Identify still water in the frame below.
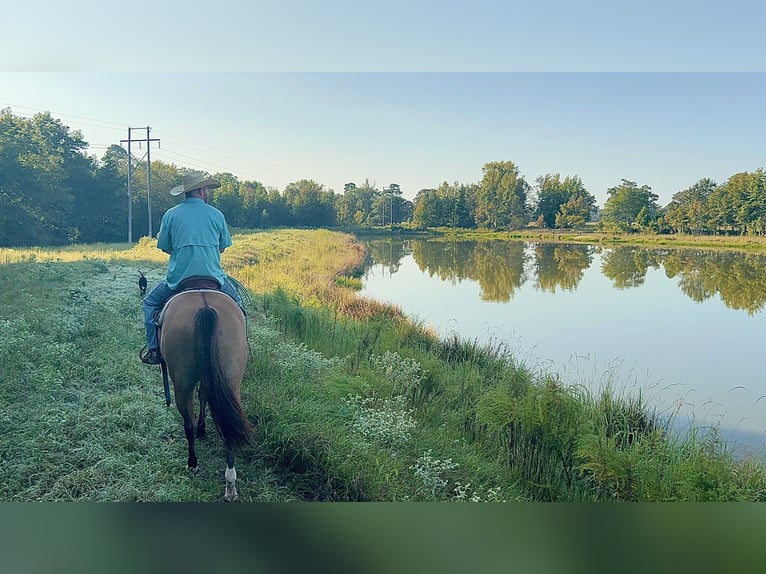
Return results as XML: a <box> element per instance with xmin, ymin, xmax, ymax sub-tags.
<box><xmin>360</xmin><ymin>238</ymin><xmax>766</xmax><ymax>457</ymax></box>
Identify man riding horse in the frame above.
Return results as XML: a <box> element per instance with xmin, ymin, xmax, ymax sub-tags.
<box><xmin>140</xmin><ymin>171</ymin><xmax>243</xmax><ymax>365</ymax></box>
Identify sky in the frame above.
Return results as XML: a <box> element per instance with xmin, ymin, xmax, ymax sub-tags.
<box><xmin>2</xmin><ymin>2</ymin><xmax>765</xmax><ymax>206</ymax></box>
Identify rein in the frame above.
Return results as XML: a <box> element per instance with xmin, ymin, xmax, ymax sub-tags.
<box><xmin>160</xmin><ymin>359</ymin><xmax>171</xmax><ymax>407</ymax></box>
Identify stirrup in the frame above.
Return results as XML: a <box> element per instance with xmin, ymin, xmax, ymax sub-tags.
<box><xmin>140</xmin><ymin>346</ymin><xmax>162</xmax><ymax>365</ymax></box>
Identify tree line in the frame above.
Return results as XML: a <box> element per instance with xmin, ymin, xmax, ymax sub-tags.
<box><xmin>1</xmin><ymin>109</ymin><xmax>764</xmax><ymax>247</ymax></box>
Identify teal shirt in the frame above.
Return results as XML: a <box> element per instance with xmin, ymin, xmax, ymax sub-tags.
<box><xmin>156</xmin><ymin>198</ymin><xmax>233</xmax><ymax>290</ymax></box>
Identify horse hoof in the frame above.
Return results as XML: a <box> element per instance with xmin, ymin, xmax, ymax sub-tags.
<box><xmin>188</xmin><ymin>465</ymin><xmax>199</xmax><ymax>473</ymax></box>
<box><xmin>224</xmin><ymin>494</ymin><xmax>239</xmax><ymax>502</ymax></box>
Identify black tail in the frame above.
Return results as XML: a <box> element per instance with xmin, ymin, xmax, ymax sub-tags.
<box><xmin>194</xmin><ymin>306</ymin><xmax>252</xmax><ymax>447</ymax></box>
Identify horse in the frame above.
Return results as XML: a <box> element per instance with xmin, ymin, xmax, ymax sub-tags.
<box><xmin>138</xmin><ymin>270</ymin><xmax>147</xmax><ymax>296</ymax></box>
<box><xmin>157</xmin><ymin>284</ymin><xmax>251</xmax><ymax>502</ymax></box>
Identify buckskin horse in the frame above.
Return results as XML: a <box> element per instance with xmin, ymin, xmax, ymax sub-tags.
<box><xmin>157</xmin><ymin>280</ymin><xmax>251</xmax><ymax>501</ymax></box>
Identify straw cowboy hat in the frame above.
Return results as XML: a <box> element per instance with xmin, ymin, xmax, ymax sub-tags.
<box><xmin>170</xmin><ymin>172</ymin><xmax>221</xmax><ymax>196</ymax></box>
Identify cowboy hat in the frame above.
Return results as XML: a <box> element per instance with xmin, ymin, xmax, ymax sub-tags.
<box><xmin>170</xmin><ymin>171</ymin><xmax>221</xmax><ymax>196</ymax></box>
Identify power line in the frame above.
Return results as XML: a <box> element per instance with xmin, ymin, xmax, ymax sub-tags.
<box><xmin>2</xmin><ymin>103</ymin><xmax>280</xmax><ymax>170</ymax></box>
<box><xmin>153</xmin><ymin>130</ymin><xmax>281</xmax><ymax>170</ymax></box>
<box><xmin>151</xmin><ymin>148</ymin><xmax>237</xmax><ymax>174</ymax></box>
<box><xmin>0</xmin><ymin>102</ymin><xmax>128</xmax><ymax>130</ymax></box>
<box><xmin>2</xmin><ymin>102</ymin><xmax>281</xmax><ymax>187</ymax></box>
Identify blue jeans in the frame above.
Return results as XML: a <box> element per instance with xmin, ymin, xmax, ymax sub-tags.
<box><xmin>143</xmin><ymin>277</ymin><xmax>243</xmax><ymax>350</ymax></box>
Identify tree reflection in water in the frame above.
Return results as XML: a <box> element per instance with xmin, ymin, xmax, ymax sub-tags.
<box><xmin>363</xmin><ymin>238</ymin><xmax>766</xmax><ymax>315</ymax></box>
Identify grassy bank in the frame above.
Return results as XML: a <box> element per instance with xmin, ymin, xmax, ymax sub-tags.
<box><xmin>1</xmin><ymin>229</ymin><xmax>765</xmax><ymax>501</ymax></box>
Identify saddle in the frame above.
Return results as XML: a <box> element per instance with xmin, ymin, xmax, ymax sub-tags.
<box><xmin>156</xmin><ymin>276</ymin><xmax>221</xmax><ymax>328</ymax></box>
<box><xmin>177</xmin><ymin>275</ymin><xmax>221</xmax><ymax>291</ymax></box>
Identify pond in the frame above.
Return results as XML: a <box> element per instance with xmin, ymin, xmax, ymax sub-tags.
<box><xmin>359</xmin><ymin>238</ymin><xmax>766</xmax><ymax>459</ymax></box>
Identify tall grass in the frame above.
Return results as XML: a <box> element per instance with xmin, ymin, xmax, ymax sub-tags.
<box><xmin>2</xmin><ymin>229</ymin><xmax>765</xmax><ymax>501</ymax></box>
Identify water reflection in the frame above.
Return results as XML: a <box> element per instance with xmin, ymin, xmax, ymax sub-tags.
<box><xmin>533</xmin><ymin>243</ymin><xmax>594</xmax><ymax>293</ymax></box>
<box><xmin>663</xmin><ymin>250</ymin><xmax>766</xmax><ymax>315</ymax></box>
<box><xmin>408</xmin><ymin>240</ymin><xmax>529</xmax><ymax>302</ymax></box>
<box><xmin>601</xmin><ymin>246</ymin><xmax>664</xmax><ymax>289</ymax></box>
<box><xmin>364</xmin><ymin>238</ymin><xmax>766</xmax><ymax>314</ymax></box>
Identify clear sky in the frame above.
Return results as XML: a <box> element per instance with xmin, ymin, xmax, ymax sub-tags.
<box><xmin>2</xmin><ymin>2</ymin><xmax>765</xmax><ymax>206</ymax></box>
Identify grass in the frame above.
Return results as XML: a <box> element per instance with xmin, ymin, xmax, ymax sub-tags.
<box><xmin>2</xmin><ymin>228</ymin><xmax>765</xmax><ymax>501</ymax></box>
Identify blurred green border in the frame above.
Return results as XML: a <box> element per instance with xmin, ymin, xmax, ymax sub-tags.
<box><xmin>2</xmin><ymin>503</ymin><xmax>765</xmax><ymax>574</ymax></box>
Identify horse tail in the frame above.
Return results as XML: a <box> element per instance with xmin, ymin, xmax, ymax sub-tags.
<box><xmin>194</xmin><ymin>306</ymin><xmax>252</xmax><ymax>447</ymax></box>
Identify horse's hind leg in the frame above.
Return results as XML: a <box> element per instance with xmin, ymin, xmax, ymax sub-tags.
<box><xmin>178</xmin><ymin>393</ymin><xmax>199</xmax><ymax>472</ymax></box>
<box><xmin>196</xmin><ymin>385</ymin><xmax>207</xmax><ymax>439</ymax></box>
<box><xmin>224</xmin><ymin>448</ymin><xmax>238</xmax><ymax>502</ymax></box>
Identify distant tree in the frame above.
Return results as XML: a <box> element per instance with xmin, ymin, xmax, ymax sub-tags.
<box><xmin>210</xmin><ymin>172</ymin><xmax>245</xmax><ymax>227</ymax></box>
<box><xmin>474</xmin><ymin>161</ymin><xmax>529</xmax><ymax>229</ymax></box>
<box><xmin>283</xmin><ymin>179</ymin><xmax>336</xmax><ymax>227</ymax></box>
<box><xmin>726</xmin><ymin>169</ymin><xmax>766</xmax><ymax>235</ymax></box>
<box><xmin>601</xmin><ymin>179</ymin><xmax>659</xmax><ymax>232</ymax></box>
<box><xmin>534</xmin><ymin>174</ymin><xmax>569</xmax><ymax>228</ymax></box>
<box><xmin>266</xmin><ymin>188</ymin><xmax>290</xmax><ymax>226</ymax></box>
<box><xmin>84</xmin><ymin>144</ymin><xmax>128</xmax><ymax>242</ymax></box>
<box><xmin>239</xmin><ymin>180</ymin><xmax>270</xmax><ymax>228</ymax></box>
<box><xmin>439</xmin><ymin>181</ymin><xmax>474</xmax><ymax>228</ymax></box>
<box><xmin>555</xmin><ymin>189</ymin><xmax>596</xmax><ymax>229</ymax></box>
<box><xmin>0</xmin><ymin>109</ymin><xmax>92</xmax><ymax>245</ymax></box>
<box><xmin>76</xmin><ymin>144</ymin><xmax>126</xmax><ymax>242</ymax></box>
<box><xmin>534</xmin><ymin>173</ymin><xmax>595</xmax><ymax>229</ymax></box>
<box><xmin>336</xmin><ymin>178</ymin><xmax>378</xmax><ymax>226</ymax></box>
<box><xmin>664</xmin><ymin>178</ymin><xmax>716</xmax><ymax>234</ymax></box>
<box><xmin>412</xmin><ymin>188</ymin><xmax>441</xmax><ymax>228</ymax></box>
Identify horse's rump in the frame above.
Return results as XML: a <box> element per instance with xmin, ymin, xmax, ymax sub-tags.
<box><xmin>159</xmin><ymin>290</ymin><xmax>250</xmax><ymax>445</ymax></box>
<box><xmin>159</xmin><ymin>290</ymin><xmax>247</xmax><ymax>383</ymax></box>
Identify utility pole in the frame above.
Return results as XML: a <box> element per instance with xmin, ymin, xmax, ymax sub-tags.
<box><xmin>120</xmin><ymin>127</ymin><xmax>160</xmax><ymax>242</ymax></box>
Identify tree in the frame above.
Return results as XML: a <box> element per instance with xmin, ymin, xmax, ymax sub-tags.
<box><xmin>731</xmin><ymin>170</ymin><xmax>766</xmax><ymax>235</ymax></box>
<box><xmin>76</xmin><ymin>144</ymin><xmax>126</xmax><ymax>243</ymax></box>
<box><xmin>210</xmin><ymin>172</ymin><xmax>245</xmax><ymax>228</ymax></box>
<box><xmin>474</xmin><ymin>161</ymin><xmax>529</xmax><ymax>230</ymax></box>
<box><xmin>265</xmin><ymin>187</ymin><xmax>290</xmax><ymax>226</ymax></box>
<box><xmin>440</xmin><ymin>181</ymin><xmax>474</xmax><ymax>228</ymax></box>
<box><xmin>555</xmin><ymin>189</ymin><xmax>596</xmax><ymax>229</ymax></box>
<box><xmin>336</xmin><ymin>179</ymin><xmax>378</xmax><ymax>226</ymax></box>
<box><xmin>534</xmin><ymin>174</ymin><xmax>569</xmax><ymax>228</ymax></box>
<box><xmin>392</xmin><ymin>194</ymin><xmax>414</xmax><ymax>224</ymax></box>
<box><xmin>283</xmin><ymin>179</ymin><xmax>336</xmax><ymax>227</ymax></box>
<box><xmin>601</xmin><ymin>179</ymin><xmax>659</xmax><ymax>232</ymax></box>
<box><xmin>0</xmin><ymin>110</ymin><xmax>91</xmax><ymax>245</ymax></box>
<box><xmin>664</xmin><ymin>178</ymin><xmax>716</xmax><ymax>235</ymax></box>
<box><xmin>412</xmin><ymin>188</ymin><xmax>440</xmax><ymax>228</ymax></box>
<box><xmin>239</xmin><ymin>179</ymin><xmax>270</xmax><ymax>228</ymax></box>
<box><xmin>534</xmin><ymin>173</ymin><xmax>595</xmax><ymax>229</ymax></box>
